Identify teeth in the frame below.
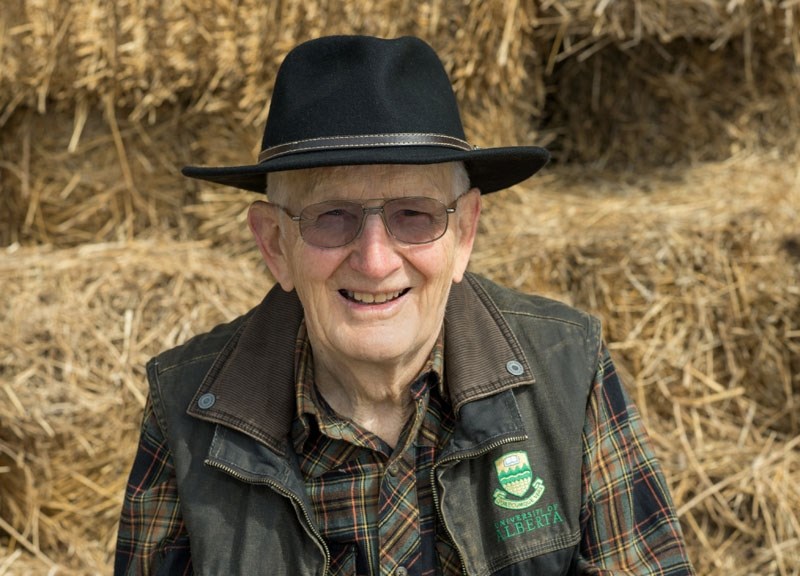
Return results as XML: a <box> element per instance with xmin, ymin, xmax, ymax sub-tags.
<box><xmin>348</xmin><ymin>290</ymin><xmax>403</xmax><ymax>304</ymax></box>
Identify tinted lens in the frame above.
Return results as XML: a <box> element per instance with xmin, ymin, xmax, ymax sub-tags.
<box><xmin>298</xmin><ymin>200</ymin><xmax>363</xmax><ymax>247</ymax></box>
<box><xmin>384</xmin><ymin>197</ymin><xmax>449</xmax><ymax>244</ymax></box>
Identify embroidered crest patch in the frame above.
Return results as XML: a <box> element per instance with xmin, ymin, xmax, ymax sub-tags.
<box><xmin>492</xmin><ymin>451</ymin><xmax>545</xmax><ymax>510</ymax></box>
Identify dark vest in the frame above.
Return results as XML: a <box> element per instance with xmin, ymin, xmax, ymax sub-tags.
<box><xmin>147</xmin><ymin>273</ymin><xmax>601</xmax><ymax>575</ymax></box>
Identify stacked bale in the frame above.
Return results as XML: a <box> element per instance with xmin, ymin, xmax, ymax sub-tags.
<box><xmin>1</xmin><ymin>1</ymin><xmax>798</xmax><ymax>573</ymax></box>
<box><xmin>3</xmin><ymin>0</ymin><xmax>799</xmax><ymax>246</ymax></box>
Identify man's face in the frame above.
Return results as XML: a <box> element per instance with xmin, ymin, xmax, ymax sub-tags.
<box><xmin>249</xmin><ymin>163</ymin><xmax>481</xmax><ymax>370</ymax></box>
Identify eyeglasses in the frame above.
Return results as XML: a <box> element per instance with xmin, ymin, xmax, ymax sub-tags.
<box><xmin>278</xmin><ymin>196</ymin><xmax>458</xmax><ymax>248</ymax></box>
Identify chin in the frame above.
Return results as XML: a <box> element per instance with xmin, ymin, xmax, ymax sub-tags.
<box><xmin>346</xmin><ymin>340</ymin><xmax>410</xmax><ymax>364</ymax></box>
<box><xmin>339</xmin><ymin>329</ymin><xmax>421</xmax><ymax>364</ymax></box>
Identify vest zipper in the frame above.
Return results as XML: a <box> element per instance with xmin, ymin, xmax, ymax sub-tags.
<box><xmin>205</xmin><ymin>458</ymin><xmax>331</xmax><ymax>576</ymax></box>
<box><xmin>430</xmin><ymin>434</ymin><xmax>527</xmax><ymax>576</ymax></box>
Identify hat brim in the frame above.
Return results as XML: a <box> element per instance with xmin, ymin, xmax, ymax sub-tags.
<box><xmin>181</xmin><ymin>145</ymin><xmax>550</xmax><ymax>195</ymax></box>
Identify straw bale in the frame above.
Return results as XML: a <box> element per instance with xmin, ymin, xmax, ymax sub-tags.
<box><xmin>3</xmin><ymin>0</ymin><xmax>800</xmax><ymax>246</ymax></box>
<box><xmin>0</xmin><ymin>239</ymin><xmax>267</xmax><ymax>573</ymax></box>
<box><xmin>504</xmin><ymin>1</ymin><xmax>800</xmax><ymax>163</ymax></box>
<box><xmin>540</xmin><ymin>29</ymin><xmax>800</xmax><ymax>166</ymax></box>
<box><xmin>0</xmin><ymin>105</ymin><xmax>260</xmax><ymax>248</ymax></box>
<box><xmin>0</xmin><ymin>0</ymin><xmax>800</xmax><ymax>252</ymax></box>
<box><xmin>2</xmin><ymin>0</ymin><xmax>798</xmax><ymax>169</ymax></box>
<box><xmin>0</xmin><ymin>0</ymin><xmax>539</xmax><ymax>128</ymax></box>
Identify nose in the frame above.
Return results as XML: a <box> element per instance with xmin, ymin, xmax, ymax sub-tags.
<box><xmin>347</xmin><ymin>211</ymin><xmax>403</xmax><ymax>277</ymax></box>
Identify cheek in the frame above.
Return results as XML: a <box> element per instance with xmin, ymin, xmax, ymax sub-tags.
<box><xmin>415</xmin><ymin>245</ymin><xmax>459</xmax><ymax>294</ymax></box>
<box><xmin>285</xmin><ymin>247</ymin><xmax>342</xmax><ymax>298</ymax></box>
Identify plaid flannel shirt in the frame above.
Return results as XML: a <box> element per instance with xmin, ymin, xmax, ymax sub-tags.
<box><xmin>291</xmin><ymin>326</ymin><xmax>459</xmax><ymax>575</ymax></box>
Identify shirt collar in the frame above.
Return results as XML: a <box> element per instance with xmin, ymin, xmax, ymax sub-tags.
<box><xmin>292</xmin><ymin>322</ymin><xmax>446</xmax><ymax>452</ymax></box>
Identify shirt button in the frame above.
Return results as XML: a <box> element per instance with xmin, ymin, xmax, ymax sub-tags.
<box><xmin>395</xmin><ymin>567</ymin><xmax>408</xmax><ymax>576</ymax></box>
<box><xmin>387</xmin><ymin>463</ymin><xmax>400</xmax><ymax>477</ymax></box>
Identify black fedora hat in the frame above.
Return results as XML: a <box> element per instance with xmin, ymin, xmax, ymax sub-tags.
<box><xmin>182</xmin><ymin>35</ymin><xmax>550</xmax><ymax>195</ymax></box>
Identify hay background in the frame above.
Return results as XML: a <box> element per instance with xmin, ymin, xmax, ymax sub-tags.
<box><xmin>1</xmin><ymin>1</ymin><xmax>799</xmax><ymax>574</ymax></box>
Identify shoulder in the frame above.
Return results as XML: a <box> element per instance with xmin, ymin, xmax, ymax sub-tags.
<box><xmin>146</xmin><ymin>312</ymin><xmax>253</xmax><ymax>418</ymax></box>
<box><xmin>457</xmin><ymin>273</ymin><xmax>603</xmax><ymax>392</ymax></box>
<box><xmin>143</xmin><ymin>312</ymin><xmax>253</xmax><ymax>437</ymax></box>
<box><xmin>463</xmin><ymin>272</ymin><xmax>600</xmax><ymax>337</ymax></box>
<box><xmin>150</xmin><ymin>311</ymin><xmax>252</xmax><ymax>376</ymax></box>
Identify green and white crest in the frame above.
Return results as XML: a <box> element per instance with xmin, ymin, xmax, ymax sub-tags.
<box><xmin>493</xmin><ymin>451</ymin><xmax>546</xmax><ymax>510</ymax></box>
<box><xmin>495</xmin><ymin>451</ymin><xmax>533</xmax><ymax>496</ymax></box>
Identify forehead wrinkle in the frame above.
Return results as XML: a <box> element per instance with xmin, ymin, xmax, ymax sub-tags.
<box><xmin>271</xmin><ymin>163</ymin><xmax>459</xmax><ymax>210</ymax></box>
<box><xmin>319</xmin><ymin>164</ymin><xmax>454</xmax><ymax>203</ymax></box>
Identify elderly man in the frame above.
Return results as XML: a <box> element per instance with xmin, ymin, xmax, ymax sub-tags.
<box><xmin>116</xmin><ymin>36</ymin><xmax>693</xmax><ymax>575</ymax></box>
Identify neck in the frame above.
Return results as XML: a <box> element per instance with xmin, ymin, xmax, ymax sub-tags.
<box><xmin>311</xmin><ymin>337</ymin><xmax>437</xmax><ymax>448</ymax></box>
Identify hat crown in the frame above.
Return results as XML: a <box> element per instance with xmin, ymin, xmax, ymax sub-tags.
<box><xmin>262</xmin><ymin>35</ymin><xmax>467</xmax><ymax>150</ymax></box>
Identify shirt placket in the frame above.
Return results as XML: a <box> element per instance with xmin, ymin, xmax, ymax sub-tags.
<box><xmin>378</xmin><ymin>393</ymin><xmax>427</xmax><ymax>576</ymax></box>
<box><xmin>294</xmin><ymin>324</ymin><xmax>447</xmax><ymax>576</ymax></box>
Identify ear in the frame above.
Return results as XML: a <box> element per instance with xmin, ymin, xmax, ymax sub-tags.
<box><xmin>451</xmin><ymin>188</ymin><xmax>482</xmax><ymax>283</ymax></box>
<box><xmin>247</xmin><ymin>201</ymin><xmax>295</xmax><ymax>292</ymax></box>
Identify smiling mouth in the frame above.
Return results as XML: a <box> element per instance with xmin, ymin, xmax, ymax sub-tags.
<box><xmin>340</xmin><ymin>288</ymin><xmax>410</xmax><ymax>304</ymax></box>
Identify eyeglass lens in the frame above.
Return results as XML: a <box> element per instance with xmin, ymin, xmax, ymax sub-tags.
<box><xmin>298</xmin><ymin>197</ymin><xmax>452</xmax><ymax>248</ymax></box>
